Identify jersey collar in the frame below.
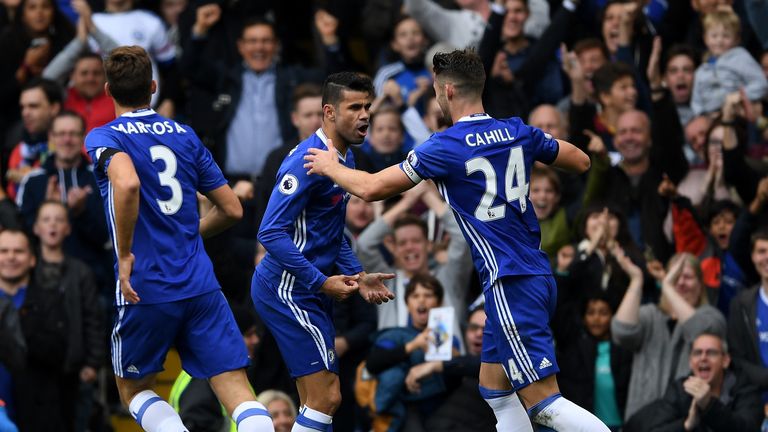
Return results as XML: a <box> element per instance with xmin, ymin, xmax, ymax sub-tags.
<box><xmin>457</xmin><ymin>113</ymin><xmax>492</xmax><ymax>122</ymax></box>
<box><xmin>121</xmin><ymin>108</ymin><xmax>156</xmax><ymax>118</ymax></box>
<box><xmin>315</xmin><ymin>128</ymin><xmax>347</xmax><ymax>162</ymax></box>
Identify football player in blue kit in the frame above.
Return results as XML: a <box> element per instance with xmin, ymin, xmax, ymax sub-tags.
<box><xmin>85</xmin><ymin>46</ymin><xmax>273</xmax><ymax>432</ymax></box>
<box><xmin>304</xmin><ymin>50</ymin><xmax>609</xmax><ymax>431</ymax></box>
<box><xmin>252</xmin><ymin>72</ymin><xmax>395</xmax><ymax>432</ymax></box>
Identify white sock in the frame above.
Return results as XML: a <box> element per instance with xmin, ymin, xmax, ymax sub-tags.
<box><xmin>529</xmin><ymin>393</ymin><xmax>609</xmax><ymax>432</ymax></box>
<box><xmin>128</xmin><ymin>390</ymin><xmax>188</xmax><ymax>432</ymax></box>
<box><xmin>479</xmin><ymin>386</ymin><xmax>533</xmax><ymax>432</ymax></box>
<box><xmin>233</xmin><ymin>401</ymin><xmax>274</xmax><ymax>432</ymax></box>
<box><xmin>291</xmin><ymin>405</ymin><xmax>332</xmax><ymax>432</ymax></box>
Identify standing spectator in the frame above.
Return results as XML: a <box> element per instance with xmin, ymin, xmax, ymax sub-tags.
<box><xmin>557</xmin><ymin>291</ymin><xmax>633</xmax><ymax>431</ymax></box>
<box><xmin>60</xmin><ymin>53</ymin><xmax>115</xmax><ymax>133</ymax></box>
<box><xmin>15</xmin><ymin>201</ymin><xmax>104</xmax><ymax>432</ymax></box>
<box><xmin>5</xmin><ymin>78</ymin><xmax>61</xmax><ymax>199</ymax></box>
<box><xmin>356</xmin><ymin>182</ymin><xmax>472</xmax><ymax>330</ymax></box>
<box><xmin>690</xmin><ymin>10</ymin><xmax>767</xmax><ymax>116</ymax></box>
<box><xmin>16</xmin><ymin>111</ymin><xmax>111</xmax><ymax>298</ymax></box>
<box><xmin>181</xmin><ymin>8</ymin><xmax>344</xmax><ymax>181</ymax></box>
<box><xmin>624</xmin><ymin>333</ymin><xmax>763</xmax><ymax>432</ymax></box>
<box><xmin>727</xmin><ymin>231</ymin><xmax>768</xmax><ymax>412</ymax></box>
<box><xmin>663</xmin><ymin>44</ymin><xmax>698</xmax><ymax>127</ymax></box>
<box><xmin>612</xmin><ymin>252</ymin><xmax>727</xmax><ymax>420</ymax></box>
<box><xmin>0</xmin><ymin>0</ymin><xmax>73</xmax><ymax>142</ymax></box>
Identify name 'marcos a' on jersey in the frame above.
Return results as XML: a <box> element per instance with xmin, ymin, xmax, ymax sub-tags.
<box><xmin>400</xmin><ymin>114</ymin><xmax>559</xmax><ymax>290</ymax></box>
<box><xmin>85</xmin><ymin>109</ymin><xmax>225</xmax><ymax>306</ymax></box>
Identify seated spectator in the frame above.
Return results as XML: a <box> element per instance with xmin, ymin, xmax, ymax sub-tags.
<box><xmin>414</xmin><ymin>305</ymin><xmax>496</xmax><ymax>431</ymax></box>
<box><xmin>169</xmin><ymin>305</ymin><xmax>262</xmax><ymax>432</ymax></box>
<box><xmin>16</xmin><ymin>110</ymin><xmax>111</xmax><ymax>296</ymax></box>
<box><xmin>0</xmin><ymin>0</ymin><xmax>73</xmax><ymax>139</ymax></box>
<box><xmin>612</xmin><ymin>252</ymin><xmax>727</xmax><ymax>420</ymax></box>
<box><xmin>728</xmin><ymin>230</ymin><xmax>768</xmax><ymax>410</ymax></box>
<box><xmin>257</xmin><ymin>390</ymin><xmax>296</xmax><ymax>432</ymax></box>
<box><xmin>6</xmin><ymin>78</ymin><xmax>61</xmax><ymax>199</ymax></box>
<box><xmin>59</xmin><ymin>53</ymin><xmax>115</xmax><ymax>133</ymax></box>
<box><xmin>691</xmin><ymin>10</ymin><xmax>767</xmax><ymax>116</ymax></box>
<box><xmin>356</xmin><ymin>181</ymin><xmax>472</xmax><ymax>330</ymax></box>
<box><xmin>364</xmin><ymin>274</ymin><xmax>459</xmax><ymax>431</ymax></box>
<box><xmin>556</xmin><ymin>293</ymin><xmax>632</xmax><ymax>431</ymax></box>
<box><xmin>624</xmin><ymin>332</ymin><xmax>762</xmax><ymax>432</ymax></box>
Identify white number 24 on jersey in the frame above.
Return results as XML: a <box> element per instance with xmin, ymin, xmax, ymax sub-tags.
<box><xmin>150</xmin><ymin>145</ymin><xmax>183</xmax><ymax>215</ymax></box>
<box><xmin>465</xmin><ymin>146</ymin><xmax>528</xmax><ymax>222</ymax></box>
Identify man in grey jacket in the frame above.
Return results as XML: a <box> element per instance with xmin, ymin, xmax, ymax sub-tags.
<box><xmin>356</xmin><ymin>181</ymin><xmax>473</xmax><ymax>335</ymax></box>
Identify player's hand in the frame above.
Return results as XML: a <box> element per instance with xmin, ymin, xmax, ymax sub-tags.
<box><xmin>358</xmin><ymin>272</ymin><xmax>395</xmax><ymax>304</ymax></box>
<box><xmin>304</xmin><ymin>144</ymin><xmax>339</xmax><ymax>176</ymax></box>
<box><xmin>405</xmin><ymin>361</ymin><xmax>442</xmax><ymax>394</ymax></box>
<box><xmin>118</xmin><ymin>253</ymin><xmax>140</xmax><ymax>303</ymax></box>
<box><xmin>321</xmin><ymin>274</ymin><xmax>359</xmax><ymax>301</ymax></box>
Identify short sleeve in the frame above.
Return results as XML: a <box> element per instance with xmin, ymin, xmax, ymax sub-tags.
<box><xmin>85</xmin><ymin>128</ymin><xmax>124</xmax><ymax>175</ymax></box>
<box><xmin>399</xmin><ymin>136</ymin><xmax>447</xmax><ymax>183</ymax></box>
<box><xmin>193</xmin><ymin>133</ymin><xmax>226</xmax><ymax>192</ymax></box>
<box><xmin>528</xmin><ymin>125</ymin><xmax>559</xmax><ymax>165</ymax></box>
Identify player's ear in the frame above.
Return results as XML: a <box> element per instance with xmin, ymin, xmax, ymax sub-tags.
<box><xmin>150</xmin><ymin>80</ymin><xmax>157</xmax><ymax>95</ymax></box>
<box><xmin>104</xmin><ymin>82</ymin><xmax>111</xmax><ymax>98</ymax></box>
<box><xmin>323</xmin><ymin>103</ymin><xmax>335</xmax><ymax>121</ymax></box>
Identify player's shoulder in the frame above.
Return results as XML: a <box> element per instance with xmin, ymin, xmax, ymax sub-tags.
<box><xmin>85</xmin><ymin>120</ymin><xmax>123</xmax><ymax>151</ymax></box>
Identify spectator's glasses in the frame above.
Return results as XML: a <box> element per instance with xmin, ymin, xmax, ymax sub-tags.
<box><xmin>51</xmin><ymin>131</ymin><xmax>83</xmax><ymax>138</ymax></box>
<box><xmin>690</xmin><ymin>349</ymin><xmax>723</xmax><ymax>358</ymax></box>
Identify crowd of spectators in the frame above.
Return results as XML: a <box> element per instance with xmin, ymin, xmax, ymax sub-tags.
<box><xmin>1</xmin><ymin>0</ymin><xmax>768</xmax><ymax>431</ymax></box>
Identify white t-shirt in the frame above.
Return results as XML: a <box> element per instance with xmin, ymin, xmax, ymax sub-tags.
<box><xmin>91</xmin><ymin>10</ymin><xmax>175</xmax><ymax>107</ymax></box>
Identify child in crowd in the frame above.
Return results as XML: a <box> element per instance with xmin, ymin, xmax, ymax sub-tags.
<box><xmin>691</xmin><ymin>10</ymin><xmax>767</xmax><ymax>115</ymax></box>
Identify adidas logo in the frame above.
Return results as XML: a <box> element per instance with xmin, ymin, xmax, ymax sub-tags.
<box><xmin>538</xmin><ymin>357</ymin><xmax>552</xmax><ymax>370</ymax></box>
<box><xmin>127</xmin><ymin>365</ymin><xmax>140</xmax><ymax>374</ymax></box>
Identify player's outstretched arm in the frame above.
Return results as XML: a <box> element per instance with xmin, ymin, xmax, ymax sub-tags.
<box><xmin>107</xmin><ymin>152</ymin><xmax>141</xmax><ymax>303</ymax></box>
<box><xmin>199</xmin><ymin>184</ymin><xmax>243</xmax><ymax>239</ymax></box>
<box><xmin>551</xmin><ymin>139</ymin><xmax>591</xmax><ymax>174</ymax></box>
<box><xmin>304</xmin><ymin>142</ymin><xmax>414</xmax><ymax>202</ymax></box>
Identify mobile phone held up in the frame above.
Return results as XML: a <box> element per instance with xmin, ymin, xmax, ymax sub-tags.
<box><xmin>30</xmin><ymin>37</ymin><xmax>48</xmax><ymax>48</ymax></box>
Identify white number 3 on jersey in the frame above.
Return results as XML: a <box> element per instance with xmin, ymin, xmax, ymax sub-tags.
<box><xmin>150</xmin><ymin>145</ymin><xmax>183</xmax><ymax>215</ymax></box>
<box><xmin>465</xmin><ymin>147</ymin><xmax>528</xmax><ymax>222</ymax></box>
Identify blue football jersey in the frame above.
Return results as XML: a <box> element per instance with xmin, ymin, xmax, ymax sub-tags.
<box><xmin>85</xmin><ymin>109</ymin><xmax>225</xmax><ymax>305</ymax></box>
<box><xmin>256</xmin><ymin>129</ymin><xmax>363</xmax><ymax>290</ymax></box>
<box><xmin>400</xmin><ymin>114</ymin><xmax>559</xmax><ymax>290</ymax></box>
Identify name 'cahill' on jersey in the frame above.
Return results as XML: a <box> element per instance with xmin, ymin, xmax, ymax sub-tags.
<box><xmin>400</xmin><ymin>114</ymin><xmax>559</xmax><ymax>290</ymax></box>
<box><xmin>85</xmin><ymin>109</ymin><xmax>225</xmax><ymax>306</ymax></box>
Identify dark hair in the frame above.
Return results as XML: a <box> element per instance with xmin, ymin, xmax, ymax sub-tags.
<box><xmin>292</xmin><ymin>83</ymin><xmax>322</xmax><ymax>110</ymax></box>
<box><xmin>21</xmin><ymin>77</ymin><xmax>63</xmax><ymax>106</ymax></box>
<box><xmin>393</xmin><ymin>213</ymin><xmax>428</xmax><ymax>240</ymax></box>
<box><xmin>35</xmin><ymin>200</ymin><xmax>69</xmax><ymax>224</ymax></box>
<box><xmin>52</xmin><ymin>110</ymin><xmax>86</xmax><ymax>133</ymax></box>
<box><xmin>704</xmin><ymin>115</ymin><xmax>748</xmax><ymax>165</ymax></box>
<box><xmin>0</xmin><ymin>229</ymin><xmax>33</xmax><ymax>253</ymax></box>
<box><xmin>591</xmin><ymin>62</ymin><xmax>634</xmax><ymax>99</ymax></box>
<box><xmin>705</xmin><ymin>200</ymin><xmax>739</xmax><ymax>227</ymax></box>
<box><xmin>530</xmin><ymin>165</ymin><xmax>561</xmax><ymax>195</ymax></box>
<box><xmin>321</xmin><ymin>72</ymin><xmax>374</xmax><ymax>107</ymax></box>
<box><xmin>75</xmin><ymin>51</ymin><xmax>103</xmax><ymax>67</ymax></box>
<box><xmin>104</xmin><ymin>46</ymin><xmax>152</xmax><ymax>108</ymax></box>
<box><xmin>751</xmin><ymin>229</ymin><xmax>768</xmax><ymax>252</ymax></box>
<box><xmin>432</xmin><ymin>49</ymin><xmax>486</xmax><ymax>98</ymax></box>
<box><xmin>405</xmin><ymin>272</ymin><xmax>444</xmax><ymax>304</ymax></box>
<box><xmin>662</xmin><ymin>44</ymin><xmax>699</xmax><ymax>73</ymax></box>
<box><xmin>573</xmin><ymin>37</ymin><xmax>609</xmax><ymax>59</ymax></box>
<box><xmin>581</xmin><ymin>292</ymin><xmax>614</xmax><ymax>317</ymax></box>
<box><xmin>240</xmin><ymin>16</ymin><xmax>276</xmax><ymax>40</ymax></box>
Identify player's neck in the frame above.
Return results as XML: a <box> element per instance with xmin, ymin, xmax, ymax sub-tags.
<box><xmin>321</xmin><ymin>127</ymin><xmax>349</xmax><ymax>155</ymax></box>
<box><xmin>450</xmin><ymin>100</ymin><xmax>487</xmax><ymax>124</ymax></box>
<box><xmin>114</xmin><ymin>104</ymin><xmax>152</xmax><ymax>118</ymax></box>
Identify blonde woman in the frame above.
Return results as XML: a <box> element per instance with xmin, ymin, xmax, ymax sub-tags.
<box><xmin>611</xmin><ymin>252</ymin><xmax>726</xmax><ymax>420</ymax></box>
